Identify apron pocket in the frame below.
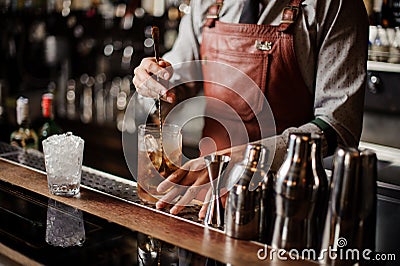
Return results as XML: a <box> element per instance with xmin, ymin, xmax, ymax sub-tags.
<box><xmin>202</xmin><ymin>49</ymin><xmax>269</xmax><ymax>122</ymax></box>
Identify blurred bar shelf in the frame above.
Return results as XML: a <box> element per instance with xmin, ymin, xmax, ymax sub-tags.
<box><xmin>368</xmin><ymin>60</ymin><xmax>400</xmax><ymax>73</ymax></box>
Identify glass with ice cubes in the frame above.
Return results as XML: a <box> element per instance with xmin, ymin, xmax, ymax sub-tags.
<box><xmin>42</xmin><ymin>132</ymin><xmax>84</xmax><ymax>197</ymax></box>
<box><xmin>137</xmin><ymin>124</ymin><xmax>182</xmax><ymax>204</ymax></box>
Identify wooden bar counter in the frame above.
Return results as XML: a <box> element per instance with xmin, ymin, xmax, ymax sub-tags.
<box><xmin>0</xmin><ymin>154</ymin><xmax>318</xmax><ymax>265</ymax></box>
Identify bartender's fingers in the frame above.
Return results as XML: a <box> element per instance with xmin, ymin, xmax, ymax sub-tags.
<box><xmin>170</xmin><ymin>186</ymin><xmax>201</xmax><ymax>215</ymax></box>
<box><xmin>133</xmin><ymin>68</ymin><xmax>168</xmax><ymax>97</ymax></box>
<box><xmin>155</xmin><ymin>186</ymin><xmax>185</xmax><ymax>210</ymax></box>
<box><xmin>169</xmin><ymin>171</ymin><xmax>210</xmax><ymax>215</ymax></box>
<box><xmin>140</xmin><ymin>57</ymin><xmax>172</xmax><ymax>80</ymax></box>
<box><xmin>157</xmin><ymin>168</ymin><xmax>188</xmax><ymax>193</ymax></box>
<box><xmin>132</xmin><ymin>58</ymin><xmax>173</xmax><ymax>99</ymax></box>
<box><xmin>157</xmin><ymin>157</ymin><xmax>206</xmax><ymax>193</ymax></box>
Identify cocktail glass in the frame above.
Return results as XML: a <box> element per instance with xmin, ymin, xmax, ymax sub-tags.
<box><xmin>137</xmin><ymin>124</ymin><xmax>182</xmax><ymax>204</ymax></box>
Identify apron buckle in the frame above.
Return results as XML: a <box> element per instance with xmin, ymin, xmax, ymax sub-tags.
<box><xmin>255</xmin><ymin>40</ymin><xmax>273</xmax><ymax>51</ymax></box>
<box><xmin>206</xmin><ymin>2</ymin><xmax>223</xmax><ymax>19</ymax></box>
<box><xmin>280</xmin><ymin>6</ymin><xmax>299</xmax><ymax>24</ymax></box>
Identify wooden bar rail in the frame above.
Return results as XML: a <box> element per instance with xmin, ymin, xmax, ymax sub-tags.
<box><xmin>0</xmin><ymin>158</ymin><xmax>317</xmax><ymax>265</ymax></box>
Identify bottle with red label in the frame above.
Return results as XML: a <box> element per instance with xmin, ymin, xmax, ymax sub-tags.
<box><xmin>38</xmin><ymin>93</ymin><xmax>62</xmax><ymax>150</ymax></box>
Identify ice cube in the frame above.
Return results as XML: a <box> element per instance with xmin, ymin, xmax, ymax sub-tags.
<box><xmin>144</xmin><ymin>134</ymin><xmax>159</xmax><ymax>152</ymax></box>
<box><xmin>42</xmin><ymin>132</ymin><xmax>84</xmax><ymax>180</ymax></box>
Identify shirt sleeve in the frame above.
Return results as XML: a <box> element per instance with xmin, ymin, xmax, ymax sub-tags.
<box><xmin>260</xmin><ymin>123</ymin><xmax>325</xmax><ymax>172</ymax></box>
<box><xmin>312</xmin><ymin>0</ymin><xmax>369</xmax><ymax>148</ymax></box>
<box><xmin>163</xmin><ymin>15</ymin><xmax>198</xmax><ymax>64</ymax></box>
<box><xmin>162</xmin><ymin>2</ymin><xmax>202</xmax><ymax>74</ymax></box>
<box><xmin>161</xmin><ymin>2</ymin><xmax>207</xmax><ymax>97</ymax></box>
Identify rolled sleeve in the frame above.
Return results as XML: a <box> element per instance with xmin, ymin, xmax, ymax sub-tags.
<box><xmin>313</xmin><ymin>0</ymin><xmax>369</xmax><ymax>148</ymax></box>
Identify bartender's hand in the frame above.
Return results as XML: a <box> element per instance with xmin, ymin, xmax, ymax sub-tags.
<box><xmin>156</xmin><ymin>144</ymin><xmax>247</xmax><ymax>217</ymax></box>
<box><xmin>155</xmin><ymin>157</ymin><xmax>210</xmax><ymax>215</ymax></box>
<box><xmin>132</xmin><ymin>57</ymin><xmax>176</xmax><ymax>103</ymax></box>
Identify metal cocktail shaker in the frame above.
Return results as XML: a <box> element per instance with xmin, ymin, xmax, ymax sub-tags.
<box><xmin>259</xmin><ymin>170</ymin><xmax>275</xmax><ymax>244</ymax></box>
<box><xmin>320</xmin><ymin>147</ymin><xmax>359</xmax><ymax>265</ymax></box>
<box><xmin>356</xmin><ymin>149</ymin><xmax>377</xmax><ymax>252</ymax></box>
<box><xmin>310</xmin><ymin>134</ymin><xmax>330</xmax><ymax>251</ymax></box>
<box><xmin>320</xmin><ymin>147</ymin><xmax>377</xmax><ymax>264</ymax></box>
<box><xmin>224</xmin><ymin>144</ymin><xmax>268</xmax><ymax>240</ymax></box>
<box><xmin>271</xmin><ymin>133</ymin><xmax>319</xmax><ymax>250</ymax></box>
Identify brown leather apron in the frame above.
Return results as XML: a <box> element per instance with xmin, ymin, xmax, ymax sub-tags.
<box><xmin>199</xmin><ymin>0</ymin><xmax>314</xmax><ymax>154</ymax></box>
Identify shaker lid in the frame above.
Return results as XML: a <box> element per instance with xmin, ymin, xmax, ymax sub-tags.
<box><xmin>243</xmin><ymin>143</ymin><xmax>268</xmax><ymax>168</ymax></box>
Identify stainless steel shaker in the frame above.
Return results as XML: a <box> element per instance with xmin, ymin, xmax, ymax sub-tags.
<box><xmin>224</xmin><ymin>144</ymin><xmax>268</xmax><ymax>240</ymax></box>
<box><xmin>259</xmin><ymin>170</ymin><xmax>275</xmax><ymax>244</ymax></box>
<box><xmin>320</xmin><ymin>147</ymin><xmax>378</xmax><ymax>265</ymax></box>
<box><xmin>311</xmin><ymin>134</ymin><xmax>330</xmax><ymax>251</ymax></box>
<box><xmin>320</xmin><ymin>147</ymin><xmax>361</xmax><ymax>265</ymax></box>
<box><xmin>271</xmin><ymin>133</ymin><xmax>319</xmax><ymax>250</ymax></box>
<box><xmin>355</xmin><ymin>149</ymin><xmax>377</xmax><ymax>252</ymax></box>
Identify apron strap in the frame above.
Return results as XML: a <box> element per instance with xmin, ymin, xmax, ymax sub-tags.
<box><xmin>204</xmin><ymin>0</ymin><xmax>224</xmax><ymax>27</ymax></box>
<box><xmin>204</xmin><ymin>0</ymin><xmax>303</xmax><ymax>30</ymax></box>
<box><xmin>278</xmin><ymin>0</ymin><xmax>304</xmax><ymax>32</ymax></box>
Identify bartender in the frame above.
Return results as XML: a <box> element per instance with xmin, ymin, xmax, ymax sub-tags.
<box><xmin>133</xmin><ymin>0</ymin><xmax>369</xmax><ymax>215</ymax></box>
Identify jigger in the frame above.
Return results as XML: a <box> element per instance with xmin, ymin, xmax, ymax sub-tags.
<box><xmin>203</xmin><ymin>154</ymin><xmax>231</xmax><ymax>229</ymax></box>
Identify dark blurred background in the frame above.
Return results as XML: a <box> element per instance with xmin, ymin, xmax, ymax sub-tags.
<box><xmin>0</xmin><ymin>0</ymin><xmax>192</xmax><ymax>179</ymax></box>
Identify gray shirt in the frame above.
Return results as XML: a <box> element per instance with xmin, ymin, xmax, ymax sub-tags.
<box><xmin>163</xmin><ymin>0</ymin><xmax>369</xmax><ymax>168</ymax></box>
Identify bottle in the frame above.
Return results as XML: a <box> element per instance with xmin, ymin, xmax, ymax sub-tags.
<box><xmin>382</xmin><ymin>0</ymin><xmax>400</xmax><ymax>27</ymax></box>
<box><xmin>363</xmin><ymin>0</ymin><xmax>374</xmax><ymax>24</ymax></box>
<box><xmin>372</xmin><ymin>0</ymin><xmax>384</xmax><ymax>26</ymax></box>
<box><xmin>392</xmin><ymin>0</ymin><xmax>400</xmax><ymax>27</ymax></box>
<box><xmin>10</xmin><ymin>97</ymin><xmax>39</xmax><ymax>150</ymax></box>
<box><xmin>0</xmin><ymin>80</ymin><xmax>10</xmax><ymax>142</ymax></box>
<box><xmin>271</xmin><ymin>133</ymin><xmax>319</xmax><ymax>251</ymax></box>
<box><xmin>382</xmin><ymin>0</ymin><xmax>391</xmax><ymax>27</ymax></box>
<box><xmin>370</xmin><ymin>25</ymin><xmax>390</xmax><ymax>62</ymax></box>
<box><xmin>224</xmin><ymin>144</ymin><xmax>268</xmax><ymax>240</ymax></box>
<box><xmin>388</xmin><ymin>26</ymin><xmax>400</xmax><ymax>63</ymax></box>
<box><xmin>38</xmin><ymin>93</ymin><xmax>62</xmax><ymax>149</ymax></box>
